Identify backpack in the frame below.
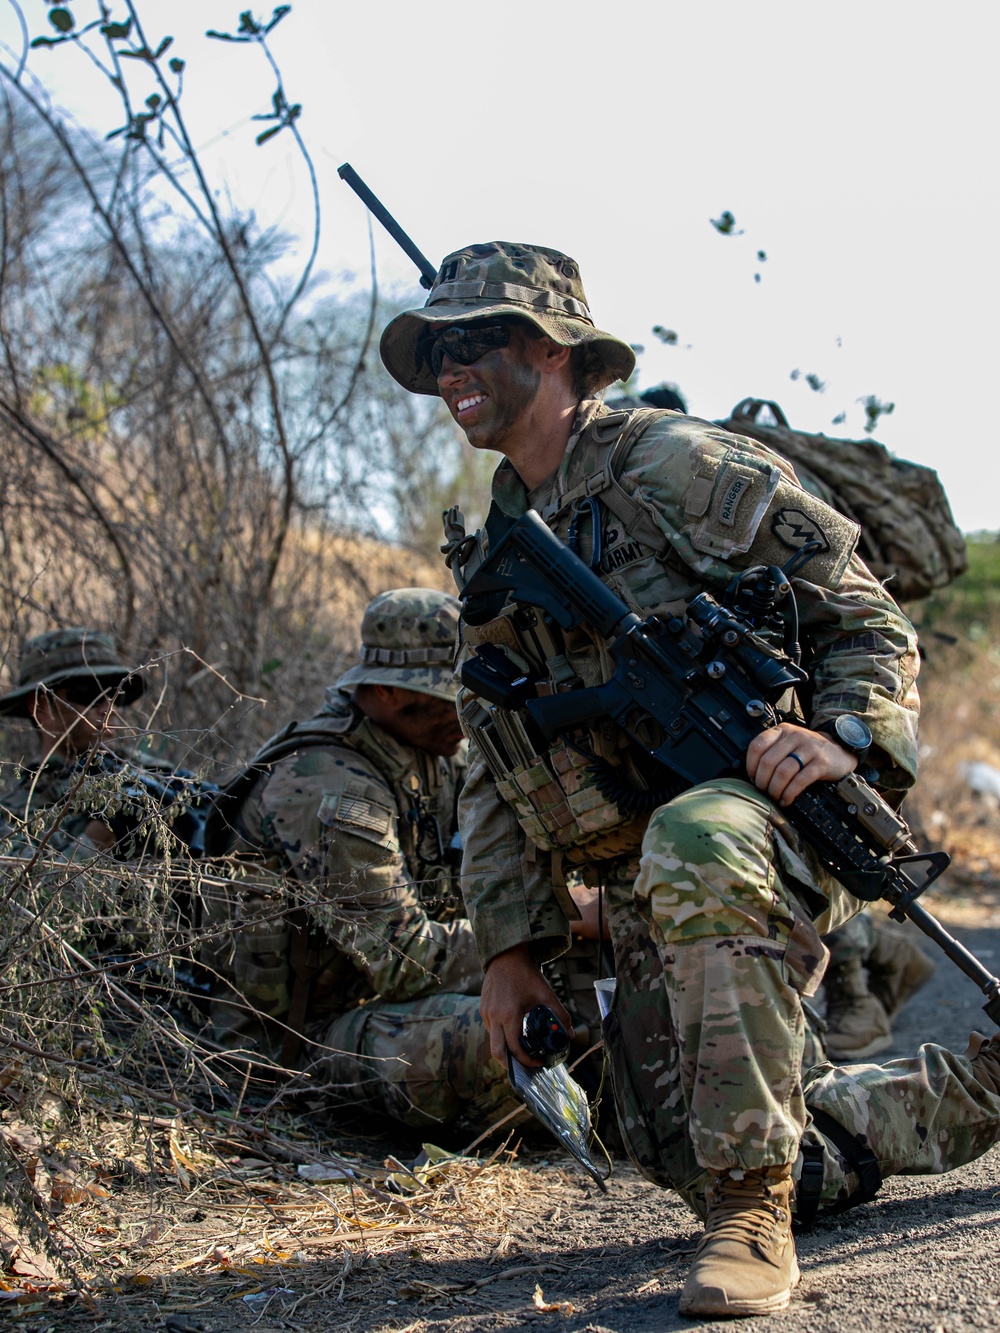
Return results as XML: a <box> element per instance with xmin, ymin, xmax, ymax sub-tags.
<box><xmin>720</xmin><ymin>399</ymin><xmax>968</xmax><ymax>601</ymax></box>
<box><xmin>202</xmin><ymin>718</ymin><xmax>346</xmax><ymax>860</ymax></box>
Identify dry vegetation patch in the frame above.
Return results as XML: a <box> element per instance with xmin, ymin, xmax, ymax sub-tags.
<box><xmin>0</xmin><ymin>1098</ymin><xmax>595</xmax><ymax>1329</ymax></box>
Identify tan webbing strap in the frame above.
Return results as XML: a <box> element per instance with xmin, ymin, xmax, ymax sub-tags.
<box><xmin>280</xmin><ymin>905</ymin><xmax>318</xmax><ymax>1069</ymax></box>
<box><xmin>600</xmin><ymin>409</ymin><xmax>671</xmax><ymax>555</ymax></box>
<box><xmin>541</xmin><ymin>409</ymin><xmax>670</xmax><ymax>557</ymax></box>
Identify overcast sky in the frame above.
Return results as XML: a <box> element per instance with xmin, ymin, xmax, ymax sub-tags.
<box><xmin>2</xmin><ymin>1</ymin><xmax>996</xmax><ymax>532</ymax></box>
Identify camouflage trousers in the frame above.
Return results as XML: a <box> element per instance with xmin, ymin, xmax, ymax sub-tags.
<box><xmin>824</xmin><ymin>910</ymin><xmax>877</xmax><ymax>968</ymax></box>
<box><xmin>602</xmin><ymin>777</ymin><xmax>1000</xmax><ymax>1218</ymax></box>
<box><xmin>318</xmin><ymin>992</ymin><xmax>518</xmax><ymax>1133</ymax></box>
<box><xmin>314</xmin><ymin>941</ymin><xmax>603</xmax><ymax>1133</ymax></box>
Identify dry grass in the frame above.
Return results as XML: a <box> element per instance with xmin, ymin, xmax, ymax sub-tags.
<box><xmin>0</xmin><ymin>525</ymin><xmax>450</xmax><ymax>774</ymax></box>
<box><xmin>0</xmin><ymin>1088</ymin><xmax>553</xmax><ymax>1325</ymax></box>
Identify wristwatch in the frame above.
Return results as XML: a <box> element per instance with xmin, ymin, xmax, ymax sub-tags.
<box><xmin>817</xmin><ymin>714</ymin><xmax>873</xmax><ymax>758</ymax></box>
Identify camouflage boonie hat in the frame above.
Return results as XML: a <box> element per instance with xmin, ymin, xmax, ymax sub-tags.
<box><xmin>0</xmin><ymin>627</ymin><xmax>145</xmax><ymax>717</ymax></box>
<box><xmin>380</xmin><ymin>241</ymin><xmax>636</xmax><ymax>396</ymax></box>
<box><xmin>336</xmin><ymin>588</ymin><xmax>460</xmax><ymax>701</ymax></box>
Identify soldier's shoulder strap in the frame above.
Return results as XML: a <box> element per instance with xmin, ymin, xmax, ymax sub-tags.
<box><xmin>202</xmin><ymin>717</ymin><xmax>354</xmax><ymax>859</ymax></box>
<box><xmin>539</xmin><ymin>408</ymin><xmax>671</xmax><ymax>557</ymax></box>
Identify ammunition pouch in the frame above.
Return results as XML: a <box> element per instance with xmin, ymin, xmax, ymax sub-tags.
<box><xmin>460</xmin><ymin>691</ymin><xmax>648</xmax><ymax>868</ymax></box>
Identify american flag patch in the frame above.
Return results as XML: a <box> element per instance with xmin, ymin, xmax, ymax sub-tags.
<box><xmin>333</xmin><ymin>793</ymin><xmax>392</xmax><ymax>836</ymax></box>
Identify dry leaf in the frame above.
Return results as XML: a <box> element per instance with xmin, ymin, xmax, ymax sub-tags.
<box><xmin>7</xmin><ymin>1243</ymin><xmax>60</xmax><ymax>1282</ymax></box>
<box><xmin>532</xmin><ymin>1282</ymin><xmax>574</xmax><ymax>1315</ymax></box>
<box><xmin>50</xmin><ymin>1174</ymin><xmax>111</xmax><ymax>1207</ymax></box>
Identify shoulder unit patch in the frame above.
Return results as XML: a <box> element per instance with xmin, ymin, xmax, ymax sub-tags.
<box><xmin>770</xmin><ymin>507</ymin><xmax>831</xmax><ymax>553</ymax></box>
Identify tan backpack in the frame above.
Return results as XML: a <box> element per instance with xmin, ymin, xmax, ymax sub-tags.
<box><xmin>720</xmin><ymin>399</ymin><xmax>968</xmax><ymax>602</ymax></box>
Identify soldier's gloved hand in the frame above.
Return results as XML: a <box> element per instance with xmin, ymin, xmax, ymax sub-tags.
<box><xmin>480</xmin><ymin>943</ymin><xmax>574</xmax><ymax>1069</ymax></box>
<box><xmin>745</xmin><ymin>721</ymin><xmax>858</xmax><ymax>806</ymax></box>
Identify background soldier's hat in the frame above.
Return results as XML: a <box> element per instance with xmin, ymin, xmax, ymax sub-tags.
<box><xmin>380</xmin><ymin>241</ymin><xmax>636</xmax><ymax>396</ymax></box>
<box><xmin>0</xmin><ymin>627</ymin><xmax>145</xmax><ymax>717</ymax></box>
<box><xmin>335</xmin><ymin>588</ymin><xmax>461</xmax><ymax>702</ymax></box>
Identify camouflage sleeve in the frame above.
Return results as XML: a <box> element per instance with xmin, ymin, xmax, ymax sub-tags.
<box><xmin>458</xmin><ymin>746</ymin><xmax>572</xmax><ymax>970</ymax></box>
<box><xmin>617</xmin><ymin>416</ymin><xmax>920</xmax><ymax>790</ymax></box>
<box><xmin>244</xmin><ymin>747</ymin><xmax>483</xmax><ymax>1000</ymax></box>
<box><xmin>0</xmin><ymin>765</ymin><xmax>111</xmax><ymax>858</ymax></box>
<box><xmin>786</xmin><ymin>561</ymin><xmax>920</xmax><ymax>791</ymax></box>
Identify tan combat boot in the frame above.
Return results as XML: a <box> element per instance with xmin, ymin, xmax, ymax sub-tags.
<box><xmin>679</xmin><ymin>1164</ymin><xmax>799</xmax><ymax>1318</ymax></box>
<box><xmin>866</xmin><ymin>924</ymin><xmax>936</xmax><ymax>1019</ymax></box>
<box><xmin>823</xmin><ymin>957</ymin><xmax>893</xmax><ymax>1061</ymax></box>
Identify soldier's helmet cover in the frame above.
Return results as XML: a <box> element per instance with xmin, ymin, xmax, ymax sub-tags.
<box><xmin>379</xmin><ymin>241</ymin><xmax>636</xmax><ymax>396</ymax></box>
<box><xmin>0</xmin><ymin>627</ymin><xmax>145</xmax><ymax>717</ymax></box>
<box><xmin>336</xmin><ymin>588</ymin><xmax>460</xmax><ymax>702</ymax></box>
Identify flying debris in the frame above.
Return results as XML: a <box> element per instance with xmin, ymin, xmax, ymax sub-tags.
<box><xmin>710</xmin><ymin>210</ymin><xmax>742</xmax><ymax>235</ymax></box>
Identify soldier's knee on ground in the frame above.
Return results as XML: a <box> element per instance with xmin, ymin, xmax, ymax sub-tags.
<box><xmin>798</xmin><ymin>1037</ymin><xmax>1000</xmax><ymax>1215</ymax></box>
<box><xmin>319</xmin><ymin>994</ymin><xmax>517</xmax><ymax>1131</ymax></box>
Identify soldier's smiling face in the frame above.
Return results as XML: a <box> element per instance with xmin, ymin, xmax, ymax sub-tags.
<box><xmin>434</xmin><ymin>320</ymin><xmax>547</xmax><ymax>453</ymax></box>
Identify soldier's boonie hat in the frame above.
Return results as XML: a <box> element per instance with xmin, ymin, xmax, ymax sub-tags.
<box><xmin>0</xmin><ymin>627</ymin><xmax>145</xmax><ymax>717</ymax></box>
<box><xmin>336</xmin><ymin>588</ymin><xmax>460</xmax><ymax>702</ymax></box>
<box><xmin>380</xmin><ymin>241</ymin><xmax>636</xmax><ymax>396</ymax></box>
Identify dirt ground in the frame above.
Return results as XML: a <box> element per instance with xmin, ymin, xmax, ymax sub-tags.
<box><xmin>4</xmin><ymin>885</ymin><xmax>1000</xmax><ymax>1332</ymax></box>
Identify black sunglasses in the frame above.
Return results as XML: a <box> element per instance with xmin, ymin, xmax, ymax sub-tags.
<box><xmin>419</xmin><ymin>321</ymin><xmax>513</xmax><ymax>378</ymax></box>
<box><xmin>53</xmin><ymin>679</ymin><xmax>119</xmax><ymax>709</ymax></box>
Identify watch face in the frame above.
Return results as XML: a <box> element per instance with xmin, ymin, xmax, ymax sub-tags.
<box><xmin>835</xmin><ymin>715</ymin><xmax>872</xmax><ymax>752</ymax></box>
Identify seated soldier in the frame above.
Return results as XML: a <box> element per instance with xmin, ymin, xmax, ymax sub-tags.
<box><xmin>203</xmin><ymin>588</ymin><xmax>603</xmax><ymax>1134</ymax></box>
<box><xmin>0</xmin><ymin>627</ymin><xmax>147</xmax><ymax>856</ymax></box>
<box><xmin>0</xmin><ymin>626</ymin><xmax>210</xmax><ymax>860</ymax></box>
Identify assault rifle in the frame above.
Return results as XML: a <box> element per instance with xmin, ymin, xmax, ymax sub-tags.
<box><xmin>461</xmin><ymin>509</ymin><xmax>1000</xmax><ymax>1027</ymax></box>
<box><xmin>84</xmin><ymin>752</ymin><xmax>219</xmax><ymax>859</ymax></box>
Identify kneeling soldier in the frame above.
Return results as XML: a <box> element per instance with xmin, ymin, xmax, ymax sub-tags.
<box><xmin>204</xmin><ymin>588</ymin><xmax>601</xmax><ymax>1133</ymax></box>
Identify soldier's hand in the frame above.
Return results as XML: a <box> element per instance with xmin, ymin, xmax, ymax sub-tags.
<box><xmin>746</xmin><ymin>722</ymin><xmax>857</xmax><ymax>806</ymax></box>
<box><xmin>82</xmin><ymin>819</ymin><xmax>117</xmax><ymax>852</ymax></box>
<box><xmin>569</xmin><ymin>885</ymin><xmax>610</xmax><ymax>941</ymax></box>
<box><xmin>480</xmin><ymin>944</ymin><xmax>574</xmax><ymax>1069</ymax></box>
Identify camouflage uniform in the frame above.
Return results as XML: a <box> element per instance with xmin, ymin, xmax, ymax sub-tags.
<box><xmin>379</xmin><ymin>243</ymin><xmax>1000</xmax><ymax>1224</ymax></box>
<box><xmin>0</xmin><ymin>752</ymin><xmax>107</xmax><ymax>858</ymax></box>
<box><xmin>205</xmin><ymin>589</ymin><xmax>519</xmax><ymax>1132</ymax></box>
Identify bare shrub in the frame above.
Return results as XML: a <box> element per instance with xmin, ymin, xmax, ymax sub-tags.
<box><xmin>0</xmin><ymin>4</ymin><xmax>477</xmax><ymax>1292</ymax></box>
<box><xmin>0</xmin><ymin>6</ymin><xmax>465</xmax><ymax>769</ymax></box>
